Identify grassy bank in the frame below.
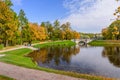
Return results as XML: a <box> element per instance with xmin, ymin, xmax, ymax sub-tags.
<box><xmin>0</xmin><ymin>41</ymin><xmax>114</xmax><ymax>80</ymax></box>
<box><xmin>0</xmin><ymin>75</ymin><xmax>14</xmax><ymax>80</ymax></box>
<box><xmin>33</xmin><ymin>40</ymin><xmax>76</xmax><ymax>48</ymax></box>
<box><xmin>88</xmin><ymin>40</ymin><xmax>120</xmax><ymax>46</ymax></box>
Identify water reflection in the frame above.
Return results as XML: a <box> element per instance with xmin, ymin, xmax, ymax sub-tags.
<box><xmin>26</xmin><ymin>45</ymin><xmax>120</xmax><ymax>78</ymax></box>
<box><xmin>102</xmin><ymin>46</ymin><xmax>120</xmax><ymax>67</ymax></box>
<box><xmin>27</xmin><ymin>45</ymin><xmax>80</xmax><ymax>66</ymax></box>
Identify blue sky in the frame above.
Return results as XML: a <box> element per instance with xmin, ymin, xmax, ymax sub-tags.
<box><xmin>11</xmin><ymin>0</ymin><xmax>67</xmax><ymax>23</ymax></box>
<box><xmin>11</xmin><ymin>0</ymin><xmax>120</xmax><ymax>33</ymax></box>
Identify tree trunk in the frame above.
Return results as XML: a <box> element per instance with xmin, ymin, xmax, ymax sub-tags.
<box><xmin>116</xmin><ymin>35</ymin><xmax>119</xmax><ymax>40</ymax></box>
<box><xmin>6</xmin><ymin>40</ymin><xmax>8</xmax><ymax>47</ymax></box>
<box><xmin>4</xmin><ymin>40</ymin><xmax>8</xmax><ymax>47</ymax></box>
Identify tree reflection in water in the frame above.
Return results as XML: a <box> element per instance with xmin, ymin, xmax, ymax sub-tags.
<box><xmin>27</xmin><ymin>45</ymin><xmax>80</xmax><ymax>66</ymax></box>
<box><xmin>102</xmin><ymin>46</ymin><xmax>120</xmax><ymax>67</ymax></box>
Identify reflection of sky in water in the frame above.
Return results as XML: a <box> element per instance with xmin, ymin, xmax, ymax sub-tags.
<box><xmin>28</xmin><ymin>46</ymin><xmax>120</xmax><ymax>78</ymax></box>
<box><xmin>71</xmin><ymin>47</ymin><xmax>120</xmax><ymax>78</ymax></box>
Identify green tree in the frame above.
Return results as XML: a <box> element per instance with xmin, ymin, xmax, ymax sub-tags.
<box><xmin>41</xmin><ymin>22</ymin><xmax>45</xmax><ymax>27</ymax></box>
<box><xmin>18</xmin><ymin>9</ymin><xmax>30</xmax><ymax>45</ymax></box>
<box><xmin>41</xmin><ymin>21</ymin><xmax>55</xmax><ymax>40</ymax></box>
<box><xmin>52</xmin><ymin>20</ymin><xmax>61</xmax><ymax>40</ymax></box>
<box><xmin>53</xmin><ymin>20</ymin><xmax>60</xmax><ymax>29</ymax></box>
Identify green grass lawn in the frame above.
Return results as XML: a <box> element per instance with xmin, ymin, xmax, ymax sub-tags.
<box><xmin>0</xmin><ymin>48</ymin><xmax>35</xmax><ymax>68</ymax></box>
<box><xmin>0</xmin><ymin>41</ymin><xmax>114</xmax><ymax>80</ymax></box>
<box><xmin>88</xmin><ymin>40</ymin><xmax>120</xmax><ymax>46</ymax></box>
<box><xmin>0</xmin><ymin>75</ymin><xmax>14</xmax><ymax>80</ymax></box>
<box><xmin>33</xmin><ymin>40</ymin><xmax>76</xmax><ymax>48</ymax></box>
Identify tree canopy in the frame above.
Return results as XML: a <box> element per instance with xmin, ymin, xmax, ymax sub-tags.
<box><xmin>102</xmin><ymin>20</ymin><xmax>120</xmax><ymax>40</ymax></box>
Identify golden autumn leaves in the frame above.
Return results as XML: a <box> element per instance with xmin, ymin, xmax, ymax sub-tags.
<box><xmin>102</xmin><ymin>0</ymin><xmax>120</xmax><ymax>40</ymax></box>
<box><xmin>29</xmin><ymin>23</ymin><xmax>47</xmax><ymax>41</ymax></box>
<box><xmin>102</xmin><ymin>20</ymin><xmax>120</xmax><ymax>40</ymax></box>
<box><xmin>0</xmin><ymin>0</ymin><xmax>19</xmax><ymax>46</ymax></box>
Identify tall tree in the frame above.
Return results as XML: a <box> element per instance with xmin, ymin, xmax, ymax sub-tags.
<box><xmin>43</xmin><ymin>21</ymin><xmax>53</xmax><ymax>39</ymax></box>
<box><xmin>53</xmin><ymin>20</ymin><xmax>60</xmax><ymax>29</ymax></box>
<box><xmin>61</xmin><ymin>22</ymin><xmax>73</xmax><ymax>40</ymax></box>
<box><xmin>18</xmin><ymin>9</ymin><xmax>30</xmax><ymax>45</ymax></box>
<box><xmin>0</xmin><ymin>0</ymin><xmax>19</xmax><ymax>46</ymax></box>
<box><xmin>52</xmin><ymin>20</ymin><xmax>60</xmax><ymax>40</ymax></box>
<box><xmin>41</xmin><ymin>22</ymin><xmax>45</xmax><ymax>27</ymax></box>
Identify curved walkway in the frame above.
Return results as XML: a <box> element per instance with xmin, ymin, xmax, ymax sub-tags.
<box><xmin>0</xmin><ymin>42</ymin><xmax>46</xmax><ymax>53</ymax></box>
<box><xmin>0</xmin><ymin>62</ymin><xmax>85</xmax><ymax>80</ymax></box>
<box><xmin>0</xmin><ymin>46</ymin><xmax>37</xmax><ymax>53</ymax></box>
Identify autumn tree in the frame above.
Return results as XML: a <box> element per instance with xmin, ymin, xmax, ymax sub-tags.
<box><xmin>102</xmin><ymin>20</ymin><xmax>120</xmax><ymax>40</ymax></box>
<box><xmin>61</xmin><ymin>22</ymin><xmax>73</xmax><ymax>40</ymax></box>
<box><xmin>29</xmin><ymin>23</ymin><xmax>47</xmax><ymax>41</ymax></box>
<box><xmin>38</xmin><ymin>26</ymin><xmax>47</xmax><ymax>40</ymax></box>
<box><xmin>102</xmin><ymin>28</ymin><xmax>109</xmax><ymax>40</ymax></box>
<box><xmin>59</xmin><ymin>30</ymin><xmax>66</xmax><ymax>40</ymax></box>
<box><xmin>109</xmin><ymin>20</ymin><xmax>120</xmax><ymax>40</ymax></box>
<box><xmin>0</xmin><ymin>0</ymin><xmax>19</xmax><ymax>46</ymax></box>
<box><xmin>102</xmin><ymin>0</ymin><xmax>120</xmax><ymax>40</ymax></box>
<box><xmin>73</xmin><ymin>31</ymin><xmax>80</xmax><ymax>39</ymax></box>
<box><xmin>29</xmin><ymin>23</ymin><xmax>39</xmax><ymax>41</ymax></box>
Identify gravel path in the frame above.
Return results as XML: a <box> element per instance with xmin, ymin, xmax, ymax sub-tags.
<box><xmin>0</xmin><ymin>46</ymin><xmax>38</xmax><ymax>53</ymax></box>
<box><xmin>0</xmin><ymin>62</ymin><xmax>85</xmax><ymax>80</ymax></box>
<box><xmin>0</xmin><ymin>46</ymin><xmax>24</xmax><ymax>53</ymax></box>
<box><xmin>0</xmin><ymin>42</ymin><xmax>45</xmax><ymax>53</ymax></box>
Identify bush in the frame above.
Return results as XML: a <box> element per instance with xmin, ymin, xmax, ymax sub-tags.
<box><xmin>32</xmin><ymin>40</ymin><xmax>40</xmax><ymax>44</ymax></box>
<box><xmin>0</xmin><ymin>44</ymin><xmax>4</xmax><ymax>50</ymax></box>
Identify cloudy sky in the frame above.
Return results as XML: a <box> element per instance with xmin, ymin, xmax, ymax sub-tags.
<box><xmin>11</xmin><ymin>0</ymin><xmax>120</xmax><ymax>33</ymax></box>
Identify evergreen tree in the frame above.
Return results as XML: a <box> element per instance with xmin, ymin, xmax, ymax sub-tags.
<box><xmin>18</xmin><ymin>9</ymin><xmax>30</xmax><ymax>45</ymax></box>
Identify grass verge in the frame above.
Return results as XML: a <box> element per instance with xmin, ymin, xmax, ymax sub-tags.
<box><xmin>0</xmin><ymin>44</ymin><xmax>4</xmax><ymax>50</ymax></box>
<box><xmin>88</xmin><ymin>40</ymin><xmax>120</xmax><ymax>46</ymax></box>
<box><xmin>0</xmin><ymin>41</ymin><xmax>115</xmax><ymax>80</ymax></box>
<box><xmin>0</xmin><ymin>75</ymin><xmax>14</xmax><ymax>80</ymax></box>
<box><xmin>33</xmin><ymin>40</ymin><xmax>76</xmax><ymax>48</ymax></box>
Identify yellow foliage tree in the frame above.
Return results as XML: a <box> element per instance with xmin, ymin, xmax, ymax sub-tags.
<box><xmin>0</xmin><ymin>0</ymin><xmax>19</xmax><ymax>46</ymax></box>
<box><xmin>29</xmin><ymin>23</ymin><xmax>47</xmax><ymax>41</ymax></box>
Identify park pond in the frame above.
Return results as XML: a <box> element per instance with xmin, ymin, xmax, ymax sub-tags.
<box><xmin>27</xmin><ymin>45</ymin><xmax>120</xmax><ymax>78</ymax></box>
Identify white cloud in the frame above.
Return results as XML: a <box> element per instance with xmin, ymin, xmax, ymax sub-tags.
<box><xmin>61</xmin><ymin>0</ymin><xmax>120</xmax><ymax>33</ymax></box>
<box><xmin>11</xmin><ymin>0</ymin><xmax>22</xmax><ymax>6</ymax></box>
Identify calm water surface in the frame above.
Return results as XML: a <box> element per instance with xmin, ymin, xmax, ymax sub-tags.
<box><xmin>27</xmin><ymin>45</ymin><xmax>120</xmax><ymax>78</ymax></box>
